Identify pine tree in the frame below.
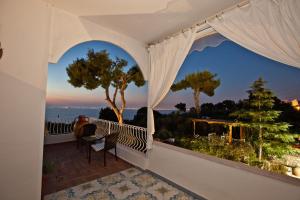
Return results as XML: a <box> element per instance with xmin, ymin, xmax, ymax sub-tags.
<box><xmin>232</xmin><ymin>78</ymin><xmax>296</xmax><ymax>161</ymax></box>
<box><xmin>66</xmin><ymin>49</ymin><xmax>145</xmax><ymax>124</ymax></box>
<box><xmin>171</xmin><ymin>71</ymin><xmax>220</xmax><ymax>114</ymax></box>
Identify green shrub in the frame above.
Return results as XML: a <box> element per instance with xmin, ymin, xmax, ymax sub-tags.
<box><xmin>154</xmin><ymin>129</ymin><xmax>174</xmax><ymax>140</ymax></box>
<box><xmin>176</xmin><ymin>136</ymin><xmax>256</xmax><ymax>164</ymax></box>
<box><xmin>261</xmin><ymin>160</ymin><xmax>288</xmax><ymax>175</ymax></box>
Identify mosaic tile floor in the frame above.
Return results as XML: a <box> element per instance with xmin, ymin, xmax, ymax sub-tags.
<box><xmin>44</xmin><ymin>167</ymin><xmax>201</xmax><ymax>200</ymax></box>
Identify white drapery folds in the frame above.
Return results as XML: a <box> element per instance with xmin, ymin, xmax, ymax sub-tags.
<box><xmin>207</xmin><ymin>0</ymin><xmax>300</xmax><ymax>68</ymax></box>
<box><xmin>147</xmin><ymin>28</ymin><xmax>197</xmax><ymax>149</ymax></box>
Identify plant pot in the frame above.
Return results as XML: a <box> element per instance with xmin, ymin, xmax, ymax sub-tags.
<box><xmin>74</xmin><ymin>115</ymin><xmax>89</xmax><ymax>138</ymax></box>
<box><xmin>292</xmin><ymin>167</ymin><xmax>300</xmax><ymax>177</ymax></box>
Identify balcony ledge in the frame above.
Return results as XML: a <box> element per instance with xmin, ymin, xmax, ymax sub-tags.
<box><xmin>152</xmin><ymin>141</ymin><xmax>300</xmax><ymax>187</ymax></box>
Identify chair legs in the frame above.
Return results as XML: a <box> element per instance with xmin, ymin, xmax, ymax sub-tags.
<box><xmin>88</xmin><ymin>145</ymin><xmax>92</xmax><ymax>164</ymax></box>
<box><xmin>103</xmin><ymin>150</ymin><xmax>106</xmax><ymax>166</ymax></box>
<box><xmin>88</xmin><ymin>147</ymin><xmax>117</xmax><ymax>166</ymax></box>
<box><xmin>115</xmin><ymin>147</ymin><xmax>118</xmax><ymax>161</ymax></box>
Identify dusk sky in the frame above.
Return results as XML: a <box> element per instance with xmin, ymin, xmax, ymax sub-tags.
<box><xmin>47</xmin><ymin>36</ymin><xmax>300</xmax><ymax>110</ymax></box>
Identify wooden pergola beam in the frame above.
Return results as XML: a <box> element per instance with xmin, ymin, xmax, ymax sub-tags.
<box><xmin>191</xmin><ymin>118</ymin><xmax>240</xmax><ymax>126</ymax></box>
<box><xmin>191</xmin><ymin>118</ymin><xmax>241</xmax><ymax>144</ymax></box>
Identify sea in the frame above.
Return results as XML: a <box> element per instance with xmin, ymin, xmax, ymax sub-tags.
<box><xmin>45</xmin><ymin>106</ymin><xmax>174</xmax><ymax>122</ymax></box>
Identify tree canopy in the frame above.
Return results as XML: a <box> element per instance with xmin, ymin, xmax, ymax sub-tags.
<box><xmin>231</xmin><ymin>77</ymin><xmax>297</xmax><ymax>160</ymax></box>
<box><xmin>175</xmin><ymin>102</ymin><xmax>186</xmax><ymax>112</ymax></box>
<box><xmin>171</xmin><ymin>71</ymin><xmax>220</xmax><ymax>114</ymax></box>
<box><xmin>66</xmin><ymin>49</ymin><xmax>145</xmax><ymax>124</ymax></box>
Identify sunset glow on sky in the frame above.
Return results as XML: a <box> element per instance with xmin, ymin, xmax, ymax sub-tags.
<box><xmin>47</xmin><ymin>38</ymin><xmax>300</xmax><ymax>109</ymax></box>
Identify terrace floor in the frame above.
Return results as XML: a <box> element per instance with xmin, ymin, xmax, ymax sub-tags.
<box><xmin>42</xmin><ymin>141</ymin><xmax>132</xmax><ymax>197</ymax></box>
<box><xmin>42</xmin><ymin>141</ymin><xmax>205</xmax><ymax>200</ymax></box>
<box><xmin>44</xmin><ymin>167</ymin><xmax>202</xmax><ymax>200</ymax></box>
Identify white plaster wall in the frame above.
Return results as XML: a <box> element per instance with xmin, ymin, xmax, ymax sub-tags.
<box><xmin>48</xmin><ymin>7</ymin><xmax>149</xmax><ymax>80</ymax></box>
<box><xmin>109</xmin><ymin>144</ymin><xmax>148</xmax><ymax>170</ymax></box>
<box><xmin>0</xmin><ymin>0</ymin><xmax>50</xmax><ymax>199</ymax></box>
<box><xmin>148</xmin><ymin>142</ymin><xmax>300</xmax><ymax>200</ymax></box>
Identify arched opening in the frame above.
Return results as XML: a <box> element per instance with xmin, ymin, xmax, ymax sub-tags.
<box><xmin>42</xmin><ymin>40</ymin><xmax>148</xmax><ymax>195</ymax></box>
<box><xmin>46</xmin><ymin>40</ymin><xmax>147</xmax><ymax>122</ymax></box>
<box><xmin>49</xmin><ymin>40</ymin><xmax>148</xmax><ymax>80</ymax></box>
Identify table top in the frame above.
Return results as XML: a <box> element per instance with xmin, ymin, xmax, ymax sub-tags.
<box><xmin>82</xmin><ymin>134</ymin><xmax>105</xmax><ymax>142</ymax></box>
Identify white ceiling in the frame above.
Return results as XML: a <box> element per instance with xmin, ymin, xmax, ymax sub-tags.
<box><xmin>48</xmin><ymin>0</ymin><xmax>242</xmax><ymax>44</ymax></box>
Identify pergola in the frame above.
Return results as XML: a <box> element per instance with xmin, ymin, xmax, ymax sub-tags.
<box><xmin>191</xmin><ymin>118</ymin><xmax>245</xmax><ymax>144</ymax></box>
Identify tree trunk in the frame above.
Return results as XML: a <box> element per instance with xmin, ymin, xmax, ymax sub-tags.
<box><xmin>104</xmin><ymin>87</ymin><xmax>123</xmax><ymax>124</ymax></box>
<box><xmin>258</xmin><ymin>126</ymin><xmax>263</xmax><ymax>161</ymax></box>
<box><xmin>194</xmin><ymin>90</ymin><xmax>200</xmax><ymax>114</ymax></box>
<box><xmin>258</xmin><ymin>98</ymin><xmax>262</xmax><ymax>161</ymax></box>
<box><xmin>105</xmin><ymin>99</ymin><xmax>123</xmax><ymax>124</ymax></box>
<box><xmin>118</xmin><ymin>114</ymin><xmax>123</xmax><ymax>125</ymax></box>
<box><xmin>118</xmin><ymin>84</ymin><xmax>126</xmax><ymax>125</ymax></box>
<box><xmin>258</xmin><ymin>144</ymin><xmax>263</xmax><ymax>162</ymax></box>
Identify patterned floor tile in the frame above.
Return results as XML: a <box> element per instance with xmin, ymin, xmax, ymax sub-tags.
<box><xmin>120</xmin><ymin>168</ymin><xmax>142</xmax><ymax>178</ymax></box>
<box><xmin>108</xmin><ymin>180</ymin><xmax>140</xmax><ymax>199</ymax></box>
<box><xmin>147</xmin><ymin>181</ymin><xmax>179</xmax><ymax>200</ymax></box>
<box><xmin>132</xmin><ymin>173</ymin><xmax>157</xmax><ymax>188</ymax></box>
<box><xmin>97</xmin><ymin>173</ymin><xmax>124</xmax><ymax>186</ymax></box>
<box><xmin>127</xmin><ymin>192</ymin><xmax>156</xmax><ymax>200</ymax></box>
<box><xmin>80</xmin><ymin>189</ymin><xmax>112</xmax><ymax>200</ymax></box>
<box><xmin>171</xmin><ymin>192</ymin><xmax>198</xmax><ymax>200</ymax></box>
<box><xmin>44</xmin><ymin>168</ymin><xmax>201</xmax><ymax>200</ymax></box>
<box><xmin>71</xmin><ymin>180</ymin><xmax>102</xmax><ymax>197</ymax></box>
<box><xmin>44</xmin><ymin>188</ymin><xmax>75</xmax><ymax>200</ymax></box>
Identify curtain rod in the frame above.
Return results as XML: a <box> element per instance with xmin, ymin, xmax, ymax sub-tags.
<box><xmin>147</xmin><ymin>0</ymin><xmax>250</xmax><ymax>47</ymax></box>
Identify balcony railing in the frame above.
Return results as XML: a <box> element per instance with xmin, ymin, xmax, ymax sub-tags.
<box><xmin>45</xmin><ymin>118</ymin><xmax>148</xmax><ymax>153</ymax></box>
<box><xmin>91</xmin><ymin>118</ymin><xmax>148</xmax><ymax>153</ymax></box>
<box><xmin>45</xmin><ymin>120</ymin><xmax>74</xmax><ymax>135</ymax></box>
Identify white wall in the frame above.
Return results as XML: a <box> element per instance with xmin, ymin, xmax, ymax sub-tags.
<box><xmin>0</xmin><ymin>0</ymin><xmax>50</xmax><ymax>199</ymax></box>
<box><xmin>148</xmin><ymin>142</ymin><xmax>300</xmax><ymax>200</ymax></box>
<box><xmin>109</xmin><ymin>144</ymin><xmax>148</xmax><ymax>170</ymax></box>
<box><xmin>48</xmin><ymin>7</ymin><xmax>149</xmax><ymax>80</ymax></box>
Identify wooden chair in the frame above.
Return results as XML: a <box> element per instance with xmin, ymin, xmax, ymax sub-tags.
<box><xmin>90</xmin><ymin>131</ymin><xmax>119</xmax><ymax>166</ymax></box>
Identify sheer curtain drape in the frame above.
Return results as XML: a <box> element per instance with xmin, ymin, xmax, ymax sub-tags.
<box><xmin>208</xmin><ymin>0</ymin><xmax>300</xmax><ymax>68</ymax></box>
<box><xmin>147</xmin><ymin>28</ymin><xmax>197</xmax><ymax>149</ymax></box>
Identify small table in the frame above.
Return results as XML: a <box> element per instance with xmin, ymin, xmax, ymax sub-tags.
<box><xmin>82</xmin><ymin>134</ymin><xmax>105</xmax><ymax>163</ymax></box>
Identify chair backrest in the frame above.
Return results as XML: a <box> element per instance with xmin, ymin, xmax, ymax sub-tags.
<box><xmin>81</xmin><ymin>123</ymin><xmax>97</xmax><ymax>137</ymax></box>
<box><xmin>104</xmin><ymin>131</ymin><xmax>119</xmax><ymax>150</ymax></box>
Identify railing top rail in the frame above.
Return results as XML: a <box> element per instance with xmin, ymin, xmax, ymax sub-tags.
<box><xmin>90</xmin><ymin>118</ymin><xmax>147</xmax><ymax>131</ymax></box>
<box><xmin>90</xmin><ymin>118</ymin><xmax>148</xmax><ymax>153</ymax></box>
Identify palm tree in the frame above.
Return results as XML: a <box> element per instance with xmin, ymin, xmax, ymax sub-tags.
<box><xmin>171</xmin><ymin>71</ymin><xmax>220</xmax><ymax>114</ymax></box>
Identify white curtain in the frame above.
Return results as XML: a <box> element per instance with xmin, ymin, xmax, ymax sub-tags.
<box><xmin>207</xmin><ymin>0</ymin><xmax>300</xmax><ymax>68</ymax></box>
<box><xmin>147</xmin><ymin>28</ymin><xmax>197</xmax><ymax>149</ymax></box>
<box><xmin>189</xmin><ymin>33</ymin><xmax>227</xmax><ymax>54</ymax></box>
